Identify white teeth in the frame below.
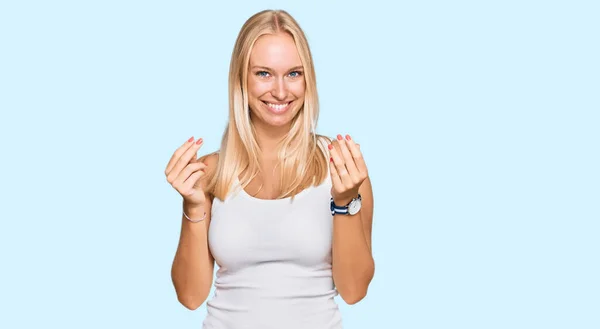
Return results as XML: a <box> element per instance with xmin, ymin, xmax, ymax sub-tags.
<box><xmin>266</xmin><ymin>102</ymin><xmax>290</xmax><ymax>110</ymax></box>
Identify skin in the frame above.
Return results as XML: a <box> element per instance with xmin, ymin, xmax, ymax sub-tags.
<box><xmin>244</xmin><ymin>32</ymin><xmax>307</xmax><ymax>197</ymax></box>
<box><xmin>247</xmin><ymin>32</ymin><xmax>306</xmax><ymax>159</ymax></box>
<box><xmin>328</xmin><ymin>135</ymin><xmax>375</xmax><ymax>304</ymax></box>
<box><xmin>167</xmin><ymin>31</ymin><xmax>374</xmax><ymax>309</ymax></box>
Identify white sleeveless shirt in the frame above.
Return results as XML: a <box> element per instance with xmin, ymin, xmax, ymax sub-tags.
<box><xmin>202</xmin><ymin>141</ymin><xmax>343</xmax><ymax>329</ymax></box>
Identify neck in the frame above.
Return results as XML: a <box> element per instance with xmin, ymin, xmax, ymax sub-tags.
<box><xmin>251</xmin><ymin>120</ymin><xmax>291</xmax><ymax>160</ymax></box>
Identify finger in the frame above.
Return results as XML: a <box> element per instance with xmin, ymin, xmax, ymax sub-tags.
<box><xmin>172</xmin><ymin>162</ymin><xmax>207</xmax><ymax>187</ymax></box>
<box><xmin>335</xmin><ymin>134</ymin><xmax>360</xmax><ymax>178</ymax></box>
<box><xmin>328</xmin><ymin>157</ymin><xmax>344</xmax><ymax>189</ymax></box>
<box><xmin>344</xmin><ymin>135</ymin><xmax>368</xmax><ymax>175</ymax></box>
<box><xmin>190</xmin><ymin>149</ymin><xmax>200</xmax><ymax>163</ymax></box>
<box><xmin>166</xmin><ymin>138</ymin><xmax>204</xmax><ymax>182</ymax></box>
<box><xmin>165</xmin><ymin>136</ymin><xmax>196</xmax><ymax>175</ymax></box>
<box><xmin>328</xmin><ymin>142</ymin><xmax>352</xmax><ymax>188</ymax></box>
<box><xmin>181</xmin><ymin>170</ymin><xmax>206</xmax><ymax>195</ymax></box>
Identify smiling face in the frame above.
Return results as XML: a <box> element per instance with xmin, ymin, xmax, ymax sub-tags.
<box><xmin>247</xmin><ymin>32</ymin><xmax>306</xmax><ymax>130</ymax></box>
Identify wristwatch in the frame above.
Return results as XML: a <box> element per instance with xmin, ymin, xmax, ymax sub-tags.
<box><xmin>330</xmin><ymin>194</ymin><xmax>362</xmax><ymax>216</ymax></box>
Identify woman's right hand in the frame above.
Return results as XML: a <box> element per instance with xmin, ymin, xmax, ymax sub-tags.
<box><xmin>165</xmin><ymin>137</ymin><xmax>208</xmax><ymax>207</ymax></box>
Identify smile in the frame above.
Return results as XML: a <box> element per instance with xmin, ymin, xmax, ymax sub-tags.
<box><xmin>262</xmin><ymin>101</ymin><xmax>292</xmax><ymax>114</ymax></box>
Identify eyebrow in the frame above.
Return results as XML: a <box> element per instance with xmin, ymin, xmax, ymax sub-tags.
<box><xmin>251</xmin><ymin>65</ymin><xmax>304</xmax><ymax>71</ymax></box>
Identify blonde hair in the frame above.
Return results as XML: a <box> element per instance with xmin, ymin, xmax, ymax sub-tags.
<box><xmin>207</xmin><ymin>9</ymin><xmax>329</xmax><ymax>201</ymax></box>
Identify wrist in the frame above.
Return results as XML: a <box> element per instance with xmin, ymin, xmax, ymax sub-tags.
<box><xmin>333</xmin><ymin>197</ymin><xmax>352</xmax><ymax>206</ymax></box>
<box><xmin>183</xmin><ymin>199</ymin><xmax>204</xmax><ymax>211</ymax></box>
<box><xmin>183</xmin><ymin>210</ymin><xmax>206</xmax><ymax>223</ymax></box>
<box><xmin>331</xmin><ymin>193</ymin><xmax>363</xmax><ymax>216</ymax></box>
<box><xmin>182</xmin><ymin>201</ymin><xmax>206</xmax><ymax>222</ymax></box>
<box><xmin>332</xmin><ymin>193</ymin><xmax>359</xmax><ymax>206</ymax></box>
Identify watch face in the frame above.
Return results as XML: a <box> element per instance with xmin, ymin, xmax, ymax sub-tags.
<box><xmin>348</xmin><ymin>198</ymin><xmax>362</xmax><ymax>215</ymax></box>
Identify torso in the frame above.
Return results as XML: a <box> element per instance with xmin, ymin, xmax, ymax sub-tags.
<box><xmin>239</xmin><ymin>160</ymin><xmax>282</xmax><ymax>200</ymax></box>
<box><xmin>202</xmin><ymin>139</ymin><xmax>343</xmax><ymax>329</ymax></box>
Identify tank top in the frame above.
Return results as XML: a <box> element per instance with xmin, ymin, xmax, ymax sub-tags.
<box><xmin>202</xmin><ymin>140</ymin><xmax>343</xmax><ymax>329</ymax></box>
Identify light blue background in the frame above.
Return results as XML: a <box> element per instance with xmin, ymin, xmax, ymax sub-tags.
<box><xmin>1</xmin><ymin>0</ymin><xmax>598</xmax><ymax>328</ymax></box>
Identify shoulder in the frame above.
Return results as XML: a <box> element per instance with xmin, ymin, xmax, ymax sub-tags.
<box><xmin>198</xmin><ymin>151</ymin><xmax>219</xmax><ymax>179</ymax></box>
<box><xmin>196</xmin><ymin>151</ymin><xmax>220</xmax><ymax>198</ymax></box>
<box><xmin>315</xmin><ymin>134</ymin><xmax>333</xmax><ymax>153</ymax></box>
<box><xmin>198</xmin><ymin>151</ymin><xmax>219</xmax><ymax>168</ymax></box>
<box><xmin>316</xmin><ymin>134</ymin><xmax>333</xmax><ymax>144</ymax></box>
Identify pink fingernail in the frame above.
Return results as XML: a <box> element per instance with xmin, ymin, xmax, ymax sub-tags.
<box><xmin>188</xmin><ymin>136</ymin><xmax>194</xmax><ymax>142</ymax></box>
<box><xmin>345</xmin><ymin>134</ymin><xmax>351</xmax><ymax>141</ymax></box>
<box><xmin>196</xmin><ymin>138</ymin><xmax>203</xmax><ymax>145</ymax></box>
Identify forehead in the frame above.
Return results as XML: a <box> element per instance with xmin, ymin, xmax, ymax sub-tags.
<box><xmin>249</xmin><ymin>33</ymin><xmax>302</xmax><ymax>70</ymax></box>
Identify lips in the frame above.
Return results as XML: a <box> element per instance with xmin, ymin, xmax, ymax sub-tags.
<box><xmin>262</xmin><ymin>100</ymin><xmax>292</xmax><ymax>114</ymax></box>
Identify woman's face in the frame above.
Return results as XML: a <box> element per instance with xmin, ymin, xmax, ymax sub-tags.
<box><xmin>247</xmin><ymin>32</ymin><xmax>306</xmax><ymax>129</ymax></box>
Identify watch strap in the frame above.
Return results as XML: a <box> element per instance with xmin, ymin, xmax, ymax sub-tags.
<box><xmin>330</xmin><ymin>194</ymin><xmax>361</xmax><ymax>216</ymax></box>
<box><xmin>330</xmin><ymin>198</ymin><xmax>350</xmax><ymax>215</ymax></box>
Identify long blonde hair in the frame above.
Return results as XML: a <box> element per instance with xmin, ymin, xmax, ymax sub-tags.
<box><xmin>207</xmin><ymin>9</ymin><xmax>329</xmax><ymax>201</ymax></box>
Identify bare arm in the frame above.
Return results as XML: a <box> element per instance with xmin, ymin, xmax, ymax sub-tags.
<box><xmin>165</xmin><ymin>138</ymin><xmax>219</xmax><ymax>310</ymax></box>
<box><xmin>332</xmin><ymin>177</ymin><xmax>375</xmax><ymax>305</ymax></box>
<box><xmin>328</xmin><ymin>135</ymin><xmax>375</xmax><ymax>305</ymax></box>
<box><xmin>171</xmin><ymin>197</ymin><xmax>215</xmax><ymax>310</ymax></box>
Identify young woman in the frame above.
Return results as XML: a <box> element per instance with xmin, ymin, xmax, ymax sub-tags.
<box><xmin>165</xmin><ymin>9</ymin><xmax>375</xmax><ymax>329</ymax></box>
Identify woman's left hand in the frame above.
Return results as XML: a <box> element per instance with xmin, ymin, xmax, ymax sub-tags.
<box><xmin>328</xmin><ymin>134</ymin><xmax>369</xmax><ymax>206</ymax></box>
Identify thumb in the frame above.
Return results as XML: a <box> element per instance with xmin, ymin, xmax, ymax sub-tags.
<box><xmin>191</xmin><ymin>150</ymin><xmax>199</xmax><ymax>163</ymax></box>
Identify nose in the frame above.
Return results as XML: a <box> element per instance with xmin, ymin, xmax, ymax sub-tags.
<box><xmin>271</xmin><ymin>77</ymin><xmax>288</xmax><ymax>101</ymax></box>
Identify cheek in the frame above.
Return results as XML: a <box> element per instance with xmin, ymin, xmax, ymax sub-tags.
<box><xmin>290</xmin><ymin>80</ymin><xmax>306</xmax><ymax>98</ymax></box>
<box><xmin>248</xmin><ymin>78</ymin><xmax>271</xmax><ymax>99</ymax></box>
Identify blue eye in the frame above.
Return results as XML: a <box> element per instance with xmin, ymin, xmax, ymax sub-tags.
<box><xmin>256</xmin><ymin>71</ymin><xmax>270</xmax><ymax>78</ymax></box>
<box><xmin>289</xmin><ymin>71</ymin><xmax>302</xmax><ymax>78</ymax></box>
